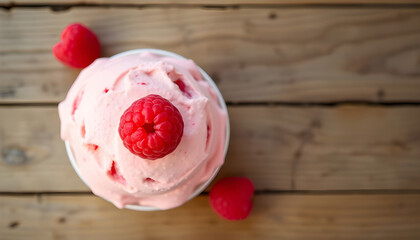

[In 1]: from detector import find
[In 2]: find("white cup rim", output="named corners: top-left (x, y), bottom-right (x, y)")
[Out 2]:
top-left (65, 48), bottom-right (230, 211)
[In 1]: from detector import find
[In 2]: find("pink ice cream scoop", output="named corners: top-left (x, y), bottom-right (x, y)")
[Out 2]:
top-left (59, 49), bottom-right (229, 210)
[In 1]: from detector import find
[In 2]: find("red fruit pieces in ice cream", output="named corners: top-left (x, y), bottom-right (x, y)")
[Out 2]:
top-left (118, 94), bottom-right (184, 160)
top-left (53, 23), bottom-right (101, 68)
top-left (174, 79), bottom-right (192, 98)
top-left (209, 177), bottom-right (254, 220)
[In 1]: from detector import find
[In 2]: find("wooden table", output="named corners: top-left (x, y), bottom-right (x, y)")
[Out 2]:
top-left (1, 0), bottom-right (420, 239)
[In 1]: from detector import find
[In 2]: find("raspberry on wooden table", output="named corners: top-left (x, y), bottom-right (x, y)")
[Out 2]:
top-left (209, 177), bottom-right (255, 220)
top-left (52, 23), bottom-right (101, 68)
top-left (118, 94), bottom-right (184, 160)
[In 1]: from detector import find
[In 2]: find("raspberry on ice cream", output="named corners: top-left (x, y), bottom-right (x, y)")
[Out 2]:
top-left (59, 50), bottom-right (227, 210)
top-left (119, 94), bottom-right (184, 160)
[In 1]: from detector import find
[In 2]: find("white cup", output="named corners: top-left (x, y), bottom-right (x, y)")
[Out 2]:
top-left (65, 49), bottom-right (230, 211)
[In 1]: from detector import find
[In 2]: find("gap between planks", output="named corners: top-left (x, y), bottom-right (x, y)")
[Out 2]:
top-left (2, 189), bottom-right (420, 196)
top-left (3, 3), bottom-right (420, 11)
top-left (1, 102), bottom-right (420, 107)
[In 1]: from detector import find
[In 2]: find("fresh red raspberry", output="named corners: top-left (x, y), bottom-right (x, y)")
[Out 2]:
top-left (118, 94), bottom-right (184, 160)
top-left (209, 177), bottom-right (254, 220)
top-left (52, 23), bottom-right (101, 68)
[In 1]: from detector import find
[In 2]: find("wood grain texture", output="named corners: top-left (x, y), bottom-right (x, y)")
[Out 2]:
top-left (1, 106), bottom-right (420, 192)
top-left (2, 0), bottom-right (420, 5)
top-left (1, 8), bottom-right (420, 103)
top-left (1, 194), bottom-right (420, 240)
top-left (0, 107), bottom-right (88, 191)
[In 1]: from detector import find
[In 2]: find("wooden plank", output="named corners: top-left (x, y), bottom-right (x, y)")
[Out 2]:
top-left (1, 194), bottom-right (420, 239)
top-left (0, 107), bottom-right (88, 191)
top-left (1, 8), bottom-right (420, 103)
top-left (2, 0), bottom-right (420, 5)
top-left (1, 106), bottom-right (420, 192)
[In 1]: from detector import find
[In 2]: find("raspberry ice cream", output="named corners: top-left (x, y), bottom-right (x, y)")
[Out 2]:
top-left (59, 50), bottom-right (227, 209)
